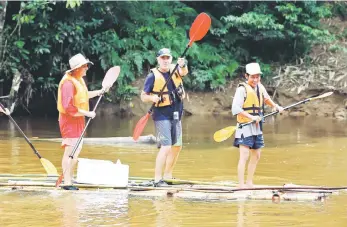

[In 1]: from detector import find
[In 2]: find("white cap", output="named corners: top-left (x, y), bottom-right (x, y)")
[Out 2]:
top-left (66, 53), bottom-right (93, 73)
top-left (246, 63), bottom-right (262, 75)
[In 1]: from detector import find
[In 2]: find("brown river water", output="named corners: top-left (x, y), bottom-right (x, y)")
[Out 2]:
top-left (1, 114), bottom-right (347, 226)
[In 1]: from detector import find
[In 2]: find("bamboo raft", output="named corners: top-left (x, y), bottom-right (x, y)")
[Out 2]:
top-left (31, 135), bottom-right (157, 146)
top-left (0, 174), bottom-right (345, 202)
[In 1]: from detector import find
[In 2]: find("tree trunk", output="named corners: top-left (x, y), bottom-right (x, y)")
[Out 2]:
top-left (0, 69), bottom-right (22, 113)
top-left (0, 1), bottom-right (7, 44)
top-left (0, 1), bottom-right (7, 97)
top-left (7, 69), bottom-right (22, 113)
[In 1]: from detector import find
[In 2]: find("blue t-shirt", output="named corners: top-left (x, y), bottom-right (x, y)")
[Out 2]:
top-left (143, 71), bottom-right (183, 121)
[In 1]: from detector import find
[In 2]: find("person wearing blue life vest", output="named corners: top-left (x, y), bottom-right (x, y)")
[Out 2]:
top-left (141, 48), bottom-right (188, 187)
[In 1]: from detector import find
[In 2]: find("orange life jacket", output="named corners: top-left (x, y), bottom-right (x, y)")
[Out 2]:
top-left (57, 74), bottom-right (89, 115)
top-left (150, 64), bottom-right (188, 107)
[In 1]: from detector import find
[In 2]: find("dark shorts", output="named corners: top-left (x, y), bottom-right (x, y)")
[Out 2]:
top-left (233, 135), bottom-right (265, 150)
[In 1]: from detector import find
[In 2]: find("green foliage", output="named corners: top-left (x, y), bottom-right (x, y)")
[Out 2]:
top-left (112, 85), bottom-right (139, 101)
top-left (36, 76), bottom-right (58, 95)
top-left (66, 0), bottom-right (82, 9)
top-left (221, 12), bottom-right (284, 38)
top-left (329, 44), bottom-right (340, 53)
top-left (0, 1), bottom-right (339, 107)
top-left (211, 1), bottom-right (334, 63)
top-left (331, 2), bottom-right (347, 20)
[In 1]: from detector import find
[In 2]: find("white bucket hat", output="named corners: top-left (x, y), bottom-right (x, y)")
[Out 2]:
top-left (66, 53), bottom-right (93, 73)
top-left (246, 63), bottom-right (262, 75)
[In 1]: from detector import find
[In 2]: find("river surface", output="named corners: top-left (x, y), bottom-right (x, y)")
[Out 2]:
top-left (1, 115), bottom-right (347, 226)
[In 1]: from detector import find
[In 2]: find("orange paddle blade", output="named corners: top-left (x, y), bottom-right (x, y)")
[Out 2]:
top-left (55, 174), bottom-right (64, 188)
top-left (188, 13), bottom-right (211, 46)
top-left (133, 113), bottom-right (151, 141)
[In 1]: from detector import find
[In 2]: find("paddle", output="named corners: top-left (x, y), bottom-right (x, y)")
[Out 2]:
top-left (132, 12), bottom-right (211, 141)
top-left (0, 102), bottom-right (58, 176)
top-left (213, 91), bottom-right (334, 142)
top-left (55, 66), bottom-right (121, 187)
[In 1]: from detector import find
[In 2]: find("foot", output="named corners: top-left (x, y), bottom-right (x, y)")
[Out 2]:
top-left (163, 177), bottom-right (176, 185)
top-left (128, 180), bottom-right (139, 186)
top-left (154, 179), bottom-right (169, 187)
top-left (246, 182), bottom-right (254, 188)
top-left (237, 184), bottom-right (246, 189)
top-left (61, 185), bottom-right (79, 191)
top-left (138, 180), bottom-right (155, 187)
top-left (163, 176), bottom-right (176, 180)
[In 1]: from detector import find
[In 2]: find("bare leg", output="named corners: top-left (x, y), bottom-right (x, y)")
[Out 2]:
top-left (246, 148), bottom-right (261, 187)
top-left (237, 145), bottom-right (250, 188)
top-left (155, 145), bottom-right (171, 182)
top-left (69, 145), bottom-right (83, 181)
top-left (62, 146), bottom-right (73, 185)
top-left (164, 145), bottom-right (181, 179)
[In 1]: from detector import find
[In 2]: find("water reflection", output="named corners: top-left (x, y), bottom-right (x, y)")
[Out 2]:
top-left (57, 193), bottom-right (80, 227)
top-left (0, 190), bottom-right (130, 227)
top-left (77, 191), bottom-right (129, 226)
top-left (153, 198), bottom-right (178, 227)
top-left (1, 115), bottom-right (347, 226)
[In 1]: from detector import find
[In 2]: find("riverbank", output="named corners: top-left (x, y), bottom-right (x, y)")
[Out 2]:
top-left (97, 18), bottom-right (347, 120)
top-left (96, 81), bottom-right (345, 120)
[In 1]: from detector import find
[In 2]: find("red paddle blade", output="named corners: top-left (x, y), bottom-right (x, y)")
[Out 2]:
top-left (102, 66), bottom-right (121, 88)
top-left (133, 113), bottom-right (151, 141)
top-left (55, 174), bottom-right (64, 188)
top-left (188, 13), bottom-right (211, 47)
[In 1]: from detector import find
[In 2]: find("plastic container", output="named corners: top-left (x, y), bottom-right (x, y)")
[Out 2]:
top-left (76, 158), bottom-right (129, 187)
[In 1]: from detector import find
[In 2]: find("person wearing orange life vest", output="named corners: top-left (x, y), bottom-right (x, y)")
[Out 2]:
top-left (232, 62), bottom-right (284, 188)
top-left (57, 53), bottom-right (109, 190)
top-left (141, 48), bottom-right (188, 187)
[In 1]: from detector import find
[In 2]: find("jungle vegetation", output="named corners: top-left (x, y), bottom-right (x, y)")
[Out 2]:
top-left (0, 1), bottom-right (345, 114)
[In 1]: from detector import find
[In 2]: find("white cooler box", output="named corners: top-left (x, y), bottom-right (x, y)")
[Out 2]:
top-left (76, 158), bottom-right (129, 187)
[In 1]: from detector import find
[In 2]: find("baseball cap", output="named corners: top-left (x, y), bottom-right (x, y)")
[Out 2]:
top-left (156, 48), bottom-right (172, 57)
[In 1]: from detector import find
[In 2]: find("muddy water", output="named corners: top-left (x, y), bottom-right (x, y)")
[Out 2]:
top-left (1, 115), bottom-right (347, 226)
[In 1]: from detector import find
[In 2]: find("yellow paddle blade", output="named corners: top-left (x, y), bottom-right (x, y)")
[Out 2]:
top-left (40, 158), bottom-right (59, 176)
top-left (213, 126), bottom-right (237, 142)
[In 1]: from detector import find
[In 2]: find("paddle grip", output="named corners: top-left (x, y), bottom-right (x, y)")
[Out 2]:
top-left (149, 45), bottom-right (190, 113)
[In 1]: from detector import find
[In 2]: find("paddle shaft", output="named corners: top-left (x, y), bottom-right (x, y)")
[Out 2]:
top-left (68, 93), bottom-right (104, 158)
top-left (0, 103), bottom-right (42, 159)
top-left (239, 98), bottom-right (311, 128)
top-left (148, 45), bottom-right (190, 114)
